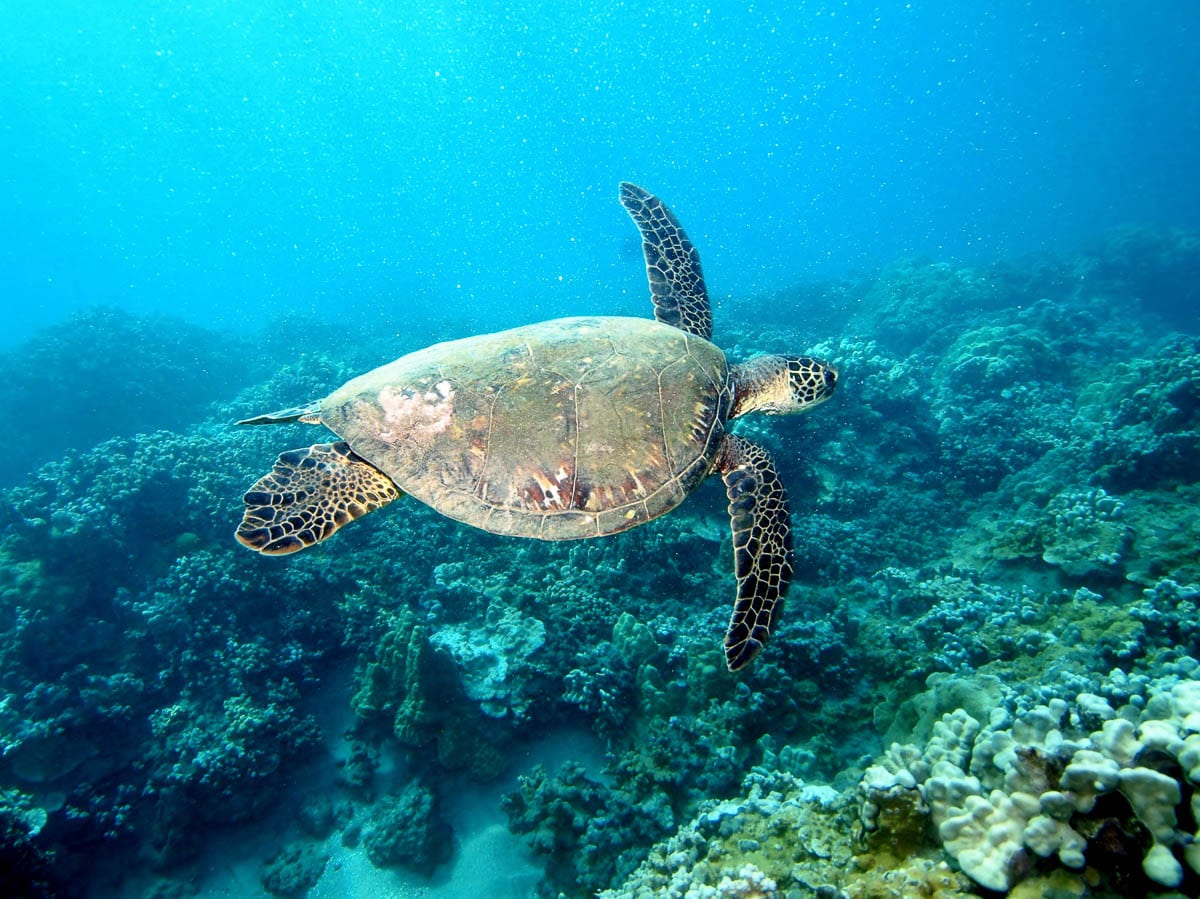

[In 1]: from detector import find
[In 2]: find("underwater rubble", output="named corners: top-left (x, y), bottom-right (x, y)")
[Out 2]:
top-left (0, 227), bottom-right (1198, 897)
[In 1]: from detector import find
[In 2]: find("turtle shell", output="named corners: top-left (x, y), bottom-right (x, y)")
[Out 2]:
top-left (319, 316), bottom-right (730, 539)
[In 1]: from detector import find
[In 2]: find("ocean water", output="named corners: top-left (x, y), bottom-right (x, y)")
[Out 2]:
top-left (1, 2), bottom-right (1199, 897)
top-left (4, 1), bottom-right (1198, 347)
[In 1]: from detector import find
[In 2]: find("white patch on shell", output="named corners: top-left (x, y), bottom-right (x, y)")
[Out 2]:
top-left (376, 382), bottom-right (456, 439)
top-left (519, 464), bottom-right (578, 510)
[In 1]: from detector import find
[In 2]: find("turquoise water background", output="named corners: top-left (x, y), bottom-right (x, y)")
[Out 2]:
top-left (3, 2), bottom-right (1196, 342)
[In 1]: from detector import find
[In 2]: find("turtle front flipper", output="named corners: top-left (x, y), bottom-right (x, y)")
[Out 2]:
top-left (236, 442), bottom-right (401, 555)
top-left (618, 182), bottom-right (713, 340)
top-left (716, 434), bottom-right (794, 671)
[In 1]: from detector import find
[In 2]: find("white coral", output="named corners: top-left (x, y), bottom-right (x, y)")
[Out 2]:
top-left (1023, 813), bottom-right (1086, 868)
top-left (859, 671), bottom-right (1200, 891)
top-left (937, 789), bottom-right (1032, 892)
top-left (714, 863), bottom-right (778, 898)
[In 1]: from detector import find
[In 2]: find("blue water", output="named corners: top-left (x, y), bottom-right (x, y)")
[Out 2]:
top-left (3, 2), bottom-right (1196, 343)
top-left (3, 4), bottom-right (1200, 898)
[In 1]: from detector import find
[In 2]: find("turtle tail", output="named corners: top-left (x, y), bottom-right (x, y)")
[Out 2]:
top-left (236, 402), bottom-right (321, 426)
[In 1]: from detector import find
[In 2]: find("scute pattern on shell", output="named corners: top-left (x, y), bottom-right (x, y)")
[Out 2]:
top-left (319, 316), bottom-right (731, 540)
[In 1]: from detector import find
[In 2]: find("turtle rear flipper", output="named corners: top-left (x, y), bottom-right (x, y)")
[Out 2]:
top-left (236, 442), bottom-right (401, 555)
top-left (716, 434), bottom-right (793, 671)
top-left (619, 182), bottom-right (713, 340)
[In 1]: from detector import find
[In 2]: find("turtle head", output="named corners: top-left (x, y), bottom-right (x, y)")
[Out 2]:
top-left (729, 355), bottom-right (838, 418)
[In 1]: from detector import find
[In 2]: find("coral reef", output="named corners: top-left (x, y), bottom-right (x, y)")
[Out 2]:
top-left (145, 690), bottom-right (322, 863)
top-left (428, 596), bottom-right (547, 720)
top-left (361, 778), bottom-right (453, 875)
top-left (599, 768), bottom-right (977, 898)
top-left (0, 787), bottom-right (55, 898)
top-left (261, 841), bottom-right (329, 896)
top-left (0, 228), bottom-right (1196, 895)
top-left (350, 606), bottom-right (512, 778)
top-left (861, 665), bottom-right (1200, 894)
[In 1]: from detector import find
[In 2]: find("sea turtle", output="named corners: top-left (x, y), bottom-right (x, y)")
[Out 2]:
top-left (235, 182), bottom-right (837, 670)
